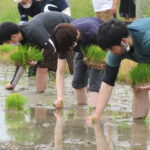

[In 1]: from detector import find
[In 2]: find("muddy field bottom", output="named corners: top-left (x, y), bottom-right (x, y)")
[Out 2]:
top-left (0, 63), bottom-right (150, 150)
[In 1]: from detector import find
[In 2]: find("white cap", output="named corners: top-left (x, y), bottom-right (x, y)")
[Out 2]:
top-left (14, 0), bottom-right (23, 3)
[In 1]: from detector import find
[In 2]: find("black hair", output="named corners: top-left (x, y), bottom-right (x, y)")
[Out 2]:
top-left (52, 23), bottom-right (78, 55)
top-left (0, 22), bottom-right (19, 44)
top-left (97, 19), bottom-right (129, 50)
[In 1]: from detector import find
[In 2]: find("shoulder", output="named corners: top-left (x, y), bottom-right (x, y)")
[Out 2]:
top-left (28, 26), bottom-right (50, 47)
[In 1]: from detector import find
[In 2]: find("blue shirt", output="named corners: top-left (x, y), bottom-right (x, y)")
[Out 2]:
top-left (107, 18), bottom-right (150, 67)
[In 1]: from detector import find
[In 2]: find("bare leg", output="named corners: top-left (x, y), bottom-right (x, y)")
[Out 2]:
top-left (36, 67), bottom-right (49, 93)
top-left (74, 87), bottom-right (87, 105)
top-left (88, 91), bottom-right (99, 108)
top-left (132, 88), bottom-right (150, 119)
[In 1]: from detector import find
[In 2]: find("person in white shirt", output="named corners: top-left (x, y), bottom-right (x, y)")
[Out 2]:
top-left (92, 0), bottom-right (118, 21)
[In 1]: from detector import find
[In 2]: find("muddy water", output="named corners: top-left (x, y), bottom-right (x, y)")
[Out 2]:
top-left (0, 63), bottom-right (150, 150)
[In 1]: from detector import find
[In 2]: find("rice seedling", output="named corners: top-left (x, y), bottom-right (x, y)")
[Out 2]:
top-left (143, 115), bottom-right (150, 124)
top-left (129, 63), bottom-right (150, 86)
top-left (118, 121), bottom-right (128, 130)
top-left (27, 46), bottom-right (44, 61)
top-left (92, 117), bottom-right (98, 123)
top-left (117, 59), bottom-right (137, 83)
top-left (10, 45), bottom-right (43, 67)
top-left (82, 45), bottom-right (107, 64)
top-left (5, 93), bottom-right (27, 111)
top-left (81, 45), bottom-right (107, 69)
top-left (88, 105), bottom-right (93, 113)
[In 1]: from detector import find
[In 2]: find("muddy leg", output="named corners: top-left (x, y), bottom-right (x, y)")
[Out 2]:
top-left (132, 88), bottom-right (149, 119)
top-left (36, 67), bottom-right (49, 93)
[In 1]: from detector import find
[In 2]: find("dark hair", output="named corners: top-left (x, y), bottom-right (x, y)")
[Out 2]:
top-left (52, 23), bottom-right (78, 55)
top-left (98, 19), bottom-right (129, 50)
top-left (0, 22), bottom-right (19, 44)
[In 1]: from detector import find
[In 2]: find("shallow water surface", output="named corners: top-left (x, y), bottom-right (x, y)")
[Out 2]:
top-left (0, 63), bottom-right (150, 150)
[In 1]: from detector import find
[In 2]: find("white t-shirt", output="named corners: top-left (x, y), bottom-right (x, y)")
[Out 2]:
top-left (92, 0), bottom-right (113, 12)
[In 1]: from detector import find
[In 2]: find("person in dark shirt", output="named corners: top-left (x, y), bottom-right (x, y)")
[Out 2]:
top-left (52, 17), bottom-right (104, 108)
top-left (14, 0), bottom-right (71, 78)
top-left (14, 0), bottom-right (71, 24)
top-left (0, 12), bottom-right (73, 92)
top-left (87, 18), bottom-right (150, 122)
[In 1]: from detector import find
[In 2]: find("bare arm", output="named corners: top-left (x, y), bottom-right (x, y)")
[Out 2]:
top-left (87, 82), bottom-right (113, 121)
top-left (54, 58), bottom-right (67, 108)
top-left (54, 110), bottom-right (63, 150)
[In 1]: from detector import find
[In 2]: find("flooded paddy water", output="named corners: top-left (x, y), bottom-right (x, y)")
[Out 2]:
top-left (0, 63), bottom-right (150, 150)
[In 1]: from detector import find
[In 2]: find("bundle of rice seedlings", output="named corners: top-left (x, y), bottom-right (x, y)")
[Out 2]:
top-left (27, 47), bottom-right (43, 61)
top-left (10, 45), bottom-right (43, 67)
top-left (5, 93), bottom-right (27, 111)
top-left (82, 45), bottom-right (107, 64)
top-left (129, 63), bottom-right (150, 86)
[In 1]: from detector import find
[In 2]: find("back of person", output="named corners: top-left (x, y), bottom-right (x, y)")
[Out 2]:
top-left (71, 17), bottom-right (104, 48)
top-left (17, 0), bottom-right (70, 23)
top-left (92, 0), bottom-right (115, 21)
top-left (92, 0), bottom-right (113, 12)
top-left (22, 11), bottom-right (73, 35)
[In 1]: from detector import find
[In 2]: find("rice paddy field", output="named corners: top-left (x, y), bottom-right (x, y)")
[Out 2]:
top-left (0, 0), bottom-right (150, 150)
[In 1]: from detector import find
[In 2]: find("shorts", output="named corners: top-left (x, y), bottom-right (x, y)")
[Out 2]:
top-left (72, 52), bottom-right (103, 92)
top-left (38, 51), bottom-right (58, 72)
top-left (96, 9), bottom-right (114, 21)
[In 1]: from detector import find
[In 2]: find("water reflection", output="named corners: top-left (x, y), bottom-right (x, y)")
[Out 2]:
top-left (87, 122), bottom-right (113, 150)
top-left (0, 105), bottom-right (150, 150)
top-left (0, 64), bottom-right (150, 150)
top-left (131, 120), bottom-right (149, 150)
top-left (54, 110), bottom-right (63, 150)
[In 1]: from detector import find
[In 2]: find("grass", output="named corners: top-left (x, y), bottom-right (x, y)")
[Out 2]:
top-left (0, 0), bottom-right (19, 23)
top-left (129, 63), bottom-right (150, 86)
top-left (10, 45), bottom-right (43, 67)
top-left (70, 0), bottom-right (95, 18)
top-left (5, 93), bottom-right (27, 111)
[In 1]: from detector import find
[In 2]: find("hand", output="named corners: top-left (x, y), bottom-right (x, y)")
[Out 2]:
top-left (136, 86), bottom-right (150, 91)
top-left (86, 113), bottom-right (99, 124)
top-left (53, 99), bottom-right (64, 109)
top-left (85, 58), bottom-right (106, 70)
top-left (27, 61), bottom-right (37, 66)
top-left (6, 83), bottom-right (15, 90)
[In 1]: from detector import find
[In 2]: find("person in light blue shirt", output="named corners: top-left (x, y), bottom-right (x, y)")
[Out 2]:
top-left (88, 18), bottom-right (150, 122)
